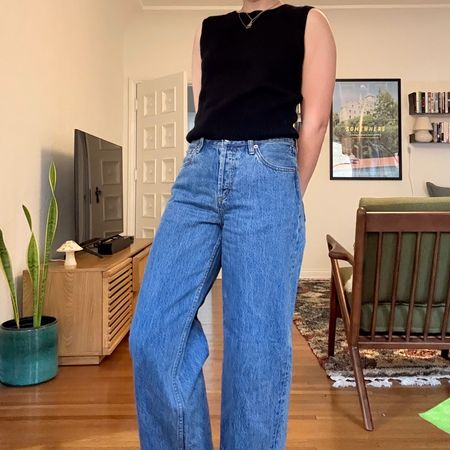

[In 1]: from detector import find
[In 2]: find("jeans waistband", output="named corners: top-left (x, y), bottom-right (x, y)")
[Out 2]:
top-left (190, 137), bottom-right (297, 153)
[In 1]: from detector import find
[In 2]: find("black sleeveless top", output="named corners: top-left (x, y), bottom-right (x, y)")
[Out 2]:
top-left (186, 3), bottom-right (315, 143)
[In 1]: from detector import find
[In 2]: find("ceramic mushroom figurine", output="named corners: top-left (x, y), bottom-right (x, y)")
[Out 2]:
top-left (57, 240), bottom-right (83, 268)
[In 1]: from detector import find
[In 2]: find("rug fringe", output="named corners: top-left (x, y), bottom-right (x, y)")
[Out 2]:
top-left (330, 375), bottom-right (450, 388)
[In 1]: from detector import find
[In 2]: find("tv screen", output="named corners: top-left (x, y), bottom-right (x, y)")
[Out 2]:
top-left (74, 129), bottom-right (123, 245)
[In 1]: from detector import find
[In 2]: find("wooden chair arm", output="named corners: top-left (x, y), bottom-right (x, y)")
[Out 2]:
top-left (326, 234), bottom-right (354, 266)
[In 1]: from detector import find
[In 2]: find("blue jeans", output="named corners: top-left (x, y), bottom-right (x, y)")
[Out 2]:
top-left (129, 137), bottom-right (306, 450)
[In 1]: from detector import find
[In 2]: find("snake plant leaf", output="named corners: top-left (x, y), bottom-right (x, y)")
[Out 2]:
top-left (0, 229), bottom-right (20, 328)
top-left (27, 233), bottom-right (40, 328)
top-left (22, 205), bottom-right (40, 327)
top-left (49, 160), bottom-right (56, 190)
top-left (23, 204), bottom-right (33, 230)
top-left (38, 161), bottom-right (58, 323)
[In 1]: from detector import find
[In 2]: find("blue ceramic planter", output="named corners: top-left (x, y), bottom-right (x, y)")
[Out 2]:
top-left (0, 316), bottom-right (58, 386)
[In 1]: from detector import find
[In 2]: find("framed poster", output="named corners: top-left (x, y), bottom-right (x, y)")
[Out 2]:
top-left (330, 78), bottom-right (402, 180)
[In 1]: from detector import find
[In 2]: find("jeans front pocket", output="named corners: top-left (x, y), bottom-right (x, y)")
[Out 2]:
top-left (254, 138), bottom-right (297, 173)
top-left (182, 137), bottom-right (205, 167)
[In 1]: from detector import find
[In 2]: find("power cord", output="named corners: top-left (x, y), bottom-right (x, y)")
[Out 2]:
top-left (407, 144), bottom-right (414, 196)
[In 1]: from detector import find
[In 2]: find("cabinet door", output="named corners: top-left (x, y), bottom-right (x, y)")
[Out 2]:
top-left (103, 258), bottom-right (133, 355)
top-left (24, 270), bottom-right (103, 357)
top-left (132, 246), bottom-right (151, 311)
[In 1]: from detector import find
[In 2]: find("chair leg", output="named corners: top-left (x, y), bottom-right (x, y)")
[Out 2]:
top-left (328, 276), bottom-right (338, 357)
top-left (350, 345), bottom-right (374, 431)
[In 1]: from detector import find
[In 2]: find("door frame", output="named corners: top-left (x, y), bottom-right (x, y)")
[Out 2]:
top-left (125, 77), bottom-right (138, 237)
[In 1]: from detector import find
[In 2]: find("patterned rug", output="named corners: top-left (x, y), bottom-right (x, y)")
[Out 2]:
top-left (293, 279), bottom-right (450, 388)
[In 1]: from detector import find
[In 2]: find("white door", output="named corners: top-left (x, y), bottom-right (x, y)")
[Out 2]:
top-left (135, 72), bottom-right (188, 238)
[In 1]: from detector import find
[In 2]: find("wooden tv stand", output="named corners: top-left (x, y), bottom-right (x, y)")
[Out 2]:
top-left (23, 238), bottom-right (152, 365)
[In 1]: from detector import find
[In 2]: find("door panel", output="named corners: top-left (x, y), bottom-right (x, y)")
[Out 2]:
top-left (135, 72), bottom-right (187, 238)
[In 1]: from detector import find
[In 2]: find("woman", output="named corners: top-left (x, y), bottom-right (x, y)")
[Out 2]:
top-left (129, 1), bottom-right (336, 449)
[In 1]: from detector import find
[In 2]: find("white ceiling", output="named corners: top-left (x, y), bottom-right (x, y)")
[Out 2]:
top-left (140, 0), bottom-right (450, 10)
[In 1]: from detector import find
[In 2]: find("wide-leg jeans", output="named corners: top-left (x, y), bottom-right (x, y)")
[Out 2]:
top-left (129, 137), bottom-right (306, 450)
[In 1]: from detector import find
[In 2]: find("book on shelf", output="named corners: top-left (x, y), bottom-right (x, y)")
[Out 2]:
top-left (431, 120), bottom-right (450, 143)
top-left (408, 91), bottom-right (450, 114)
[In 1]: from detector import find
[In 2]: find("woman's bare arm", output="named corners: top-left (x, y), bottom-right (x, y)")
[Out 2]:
top-left (297, 8), bottom-right (337, 197)
top-left (191, 22), bottom-right (203, 114)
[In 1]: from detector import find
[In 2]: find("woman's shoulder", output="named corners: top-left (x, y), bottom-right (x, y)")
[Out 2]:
top-left (202, 10), bottom-right (235, 23)
top-left (285, 4), bottom-right (316, 12)
top-left (287, 4), bottom-right (329, 26)
top-left (199, 9), bottom-right (238, 34)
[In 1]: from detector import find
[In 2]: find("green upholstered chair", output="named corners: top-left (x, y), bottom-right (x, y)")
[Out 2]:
top-left (426, 181), bottom-right (450, 197)
top-left (326, 197), bottom-right (450, 431)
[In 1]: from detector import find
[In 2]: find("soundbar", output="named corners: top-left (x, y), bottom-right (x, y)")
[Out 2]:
top-left (97, 235), bottom-right (134, 255)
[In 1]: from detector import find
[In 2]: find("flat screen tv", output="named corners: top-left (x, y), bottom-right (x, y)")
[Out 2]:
top-left (74, 129), bottom-right (123, 245)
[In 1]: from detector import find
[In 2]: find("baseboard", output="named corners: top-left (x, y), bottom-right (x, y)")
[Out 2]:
top-left (299, 270), bottom-right (331, 279)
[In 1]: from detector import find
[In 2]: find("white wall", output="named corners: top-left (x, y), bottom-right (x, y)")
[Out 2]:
top-left (0, 0), bottom-right (139, 323)
top-left (124, 5), bottom-right (450, 278)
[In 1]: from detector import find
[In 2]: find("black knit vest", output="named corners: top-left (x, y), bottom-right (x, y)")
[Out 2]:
top-left (186, 4), bottom-right (315, 142)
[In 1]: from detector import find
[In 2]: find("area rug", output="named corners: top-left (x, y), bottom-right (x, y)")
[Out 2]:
top-left (293, 279), bottom-right (450, 388)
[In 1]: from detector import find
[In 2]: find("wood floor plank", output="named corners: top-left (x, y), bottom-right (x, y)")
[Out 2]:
top-left (0, 279), bottom-right (449, 448)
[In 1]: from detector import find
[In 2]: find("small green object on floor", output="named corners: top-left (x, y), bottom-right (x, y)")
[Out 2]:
top-left (419, 397), bottom-right (450, 434)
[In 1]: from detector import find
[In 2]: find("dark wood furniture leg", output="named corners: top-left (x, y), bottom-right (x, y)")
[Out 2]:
top-left (328, 274), bottom-right (338, 357)
top-left (350, 345), bottom-right (374, 431)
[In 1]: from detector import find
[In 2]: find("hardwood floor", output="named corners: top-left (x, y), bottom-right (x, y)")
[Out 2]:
top-left (1, 279), bottom-right (449, 449)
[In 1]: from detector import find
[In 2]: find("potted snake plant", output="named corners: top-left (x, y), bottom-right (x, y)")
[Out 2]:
top-left (0, 161), bottom-right (59, 386)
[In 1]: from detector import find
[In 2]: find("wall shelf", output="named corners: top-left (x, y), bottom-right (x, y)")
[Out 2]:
top-left (409, 134), bottom-right (450, 144)
top-left (408, 92), bottom-right (450, 144)
top-left (410, 112), bottom-right (449, 116)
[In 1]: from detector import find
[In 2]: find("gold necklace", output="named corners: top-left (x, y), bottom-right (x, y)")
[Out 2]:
top-left (236, 1), bottom-right (282, 29)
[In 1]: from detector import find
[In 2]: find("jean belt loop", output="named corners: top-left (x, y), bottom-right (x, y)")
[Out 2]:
top-left (248, 139), bottom-right (255, 155)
